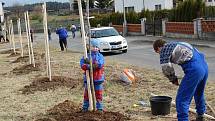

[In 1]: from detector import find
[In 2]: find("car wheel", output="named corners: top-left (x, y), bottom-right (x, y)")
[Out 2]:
top-left (122, 49), bottom-right (127, 53)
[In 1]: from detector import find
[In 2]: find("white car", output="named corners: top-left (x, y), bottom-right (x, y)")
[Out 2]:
top-left (90, 27), bottom-right (128, 53)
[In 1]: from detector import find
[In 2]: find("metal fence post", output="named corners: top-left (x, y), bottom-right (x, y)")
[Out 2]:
top-left (162, 18), bottom-right (168, 36)
top-left (196, 18), bottom-right (203, 39)
top-left (122, 0), bottom-right (127, 36)
top-left (193, 19), bottom-right (197, 38)
top-left (141, 18), bottom-right (146, 35)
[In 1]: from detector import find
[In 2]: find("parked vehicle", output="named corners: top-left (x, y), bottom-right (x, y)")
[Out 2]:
top-left (90, 27), bottom-right (128, 53)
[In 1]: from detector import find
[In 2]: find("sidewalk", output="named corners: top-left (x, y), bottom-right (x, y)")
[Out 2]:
top-left (125, 35), bottom-right (215, 48)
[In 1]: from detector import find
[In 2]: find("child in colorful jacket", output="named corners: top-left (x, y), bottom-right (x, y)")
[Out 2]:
top-left (80, 41), bottom-right (105, 112)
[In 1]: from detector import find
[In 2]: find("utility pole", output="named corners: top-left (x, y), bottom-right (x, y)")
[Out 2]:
top-left (122, 0), bottom-right (127, 36)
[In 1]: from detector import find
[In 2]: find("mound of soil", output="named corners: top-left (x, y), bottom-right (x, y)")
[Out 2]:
top-left (7, 52), bottom-right (20, 57)
top-left (0, 49), bottom-right (19, 54)
top-left (12, 56), bottom-right (29, 63)
top-left (12, 63), bottom-right (41, 75)
top-left (21, 76), bottom-right (81, 94)
top-left (12, 53), bottom-right (45, 63)
top-left (35, 100), bottom-right (130, 121)
top-left (0, 41), bottom-right (9, 44)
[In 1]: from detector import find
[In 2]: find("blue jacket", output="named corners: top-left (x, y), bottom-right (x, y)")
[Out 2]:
top-left (56, 28), bottom-right (68, 39)
top-left (80, 51), bottom-right (105, 85)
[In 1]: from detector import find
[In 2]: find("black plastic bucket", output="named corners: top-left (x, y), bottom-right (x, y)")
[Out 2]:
top-left (150, 96), bottom-right (172, 115)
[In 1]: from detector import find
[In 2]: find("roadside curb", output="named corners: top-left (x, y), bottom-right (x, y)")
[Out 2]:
top-left (127, 37), bottom-right (215, 49)
top-left (191, 44), bottom-right (215, 48)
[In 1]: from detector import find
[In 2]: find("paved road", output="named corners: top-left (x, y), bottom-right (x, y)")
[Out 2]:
top-left (34, 32), bottom-right (215, 82)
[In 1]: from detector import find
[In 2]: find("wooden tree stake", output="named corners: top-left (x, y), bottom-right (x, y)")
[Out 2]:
top-left (43, 2), bottom-right (52, 81)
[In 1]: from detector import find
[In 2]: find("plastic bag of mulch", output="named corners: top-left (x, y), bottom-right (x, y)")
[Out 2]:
top-left (119, 69), bottom-right (136, 84)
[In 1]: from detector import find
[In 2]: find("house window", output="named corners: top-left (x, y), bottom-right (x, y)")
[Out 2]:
top-left (125, 7), bottom-right (134, 12)
top-left (155, 4), bottom-right (161, 10)
top-left (208, 0), bottom-right (212, 2)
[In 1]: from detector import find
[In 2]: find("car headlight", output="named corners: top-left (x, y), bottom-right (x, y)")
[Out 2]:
top-left (100, 42), bottom-right (109, 45)
top-left (123, 39), bottom-right (127, 44)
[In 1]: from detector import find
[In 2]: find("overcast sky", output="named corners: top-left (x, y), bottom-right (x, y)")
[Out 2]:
top-left (2, 0), bottom-right (70, 7)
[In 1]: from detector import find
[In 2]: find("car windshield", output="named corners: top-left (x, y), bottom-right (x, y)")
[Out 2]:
top-left (91, 28), bottom-right (119, 38)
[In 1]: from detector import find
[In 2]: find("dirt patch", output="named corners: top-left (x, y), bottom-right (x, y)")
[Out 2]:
top-left (12, 63), bottom-right (41, 75)
top-left (20, 76), bottom-right (81, 94)
top-left (35, 100), bottom-right (130, 121)
top-left (0, 41), bottom-right (9, 44)
top-left (7, 52), bottom-right (20, 57)
top-left (11, 56), bottom-right (29, 63)
top-left (11, 53), bottom-right (44, 63)
top-left (0, 49), bottom-right (19, 54)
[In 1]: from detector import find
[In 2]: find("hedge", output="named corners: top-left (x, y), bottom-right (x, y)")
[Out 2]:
top-left (90, 10), bottom-right (170, 27)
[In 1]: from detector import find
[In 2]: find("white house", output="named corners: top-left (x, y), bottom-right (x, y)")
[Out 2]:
top-left (205, 0), bottom-right (215, 6)
top-left (114, 0), bottom-right (173, 13)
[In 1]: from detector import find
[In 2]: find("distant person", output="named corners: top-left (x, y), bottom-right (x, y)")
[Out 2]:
top-left (5, 29), bottom-right (9, 42)
top-left (71, 24), bottom-right (76, 38)
top-left (30, 29), bottom-right (34, 42)
top-left (56, 26), bottom-right (68, 51)
top-left (48, 28), bottom-right (52, 41)
top-left (0, 27), bottom-right (5, 42)
top-left (153, 39), bottom-right (208, 121)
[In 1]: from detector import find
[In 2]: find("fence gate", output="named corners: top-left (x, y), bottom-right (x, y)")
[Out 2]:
top-left (145, 18), bottom-right (162, 36)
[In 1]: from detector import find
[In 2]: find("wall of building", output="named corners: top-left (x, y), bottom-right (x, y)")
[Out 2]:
top-left (164, 0), bottom-right (174, 9)
top-left (115, 0), bottom-right (144, 13)
top-left (144, 0), bottom-right (173, 11)
top-left (205, 0), bottom-right (215, 6)
top-left (114, 0), bottom-right (173, 12)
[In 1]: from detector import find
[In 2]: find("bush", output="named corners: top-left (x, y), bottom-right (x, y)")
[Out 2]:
top-left (90, 9), bottom-right (172, 26)
top-left (31, 14), bottom-right (43, 23)
top-left (169, 0), bottom-right (205, 22)
top-left (127, 11), bottom-right (140, 24)
top-left (204, 6), bottom-right (215, 18)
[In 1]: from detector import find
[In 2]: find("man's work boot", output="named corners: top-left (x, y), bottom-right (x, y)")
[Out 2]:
top-left (196, 115), bottom-right (205, 121)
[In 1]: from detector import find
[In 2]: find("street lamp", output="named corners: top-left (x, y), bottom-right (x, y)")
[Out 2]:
top-left (122, 0), bottom-right (127, 36)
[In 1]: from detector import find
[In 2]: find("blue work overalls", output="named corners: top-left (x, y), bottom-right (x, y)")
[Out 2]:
top-left (176, 46), bottom-right (208, 121)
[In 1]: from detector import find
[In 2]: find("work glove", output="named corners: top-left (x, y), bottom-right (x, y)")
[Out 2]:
top-left (84, 58), bottom-right (90, 64)
top-left (170, 77), bottom-right (179, 86)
